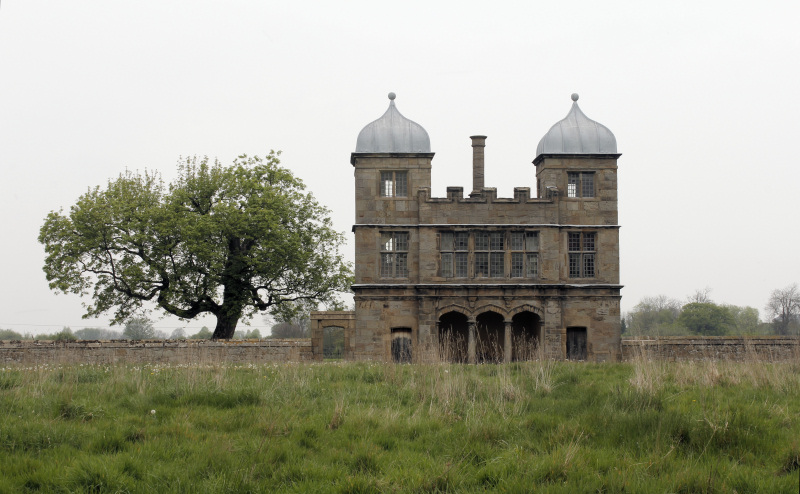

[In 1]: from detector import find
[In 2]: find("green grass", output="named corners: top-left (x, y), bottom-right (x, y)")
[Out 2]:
top-left (1, 359), bottom-right (799, 493)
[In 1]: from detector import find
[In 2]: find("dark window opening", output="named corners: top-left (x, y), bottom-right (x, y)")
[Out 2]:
top-left (568, 232), bottom-right (596, 278)
top-left (391, 328), bottom-right (412, 363)
top-left (566, 327), bottom-right (587, 361)
top-left (380, 171), bottom-right (408, 197)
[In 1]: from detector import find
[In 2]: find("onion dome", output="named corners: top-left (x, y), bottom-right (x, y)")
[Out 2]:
top-left (355, 93), bottom-right (431, 153)
top-left (536, 93), bottom-right (617, 156)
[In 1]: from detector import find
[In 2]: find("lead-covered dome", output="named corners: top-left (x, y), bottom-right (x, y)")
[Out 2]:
top-left (536, 94), bottom-right (617, 156)
top-left (355, 93), bottom-right (431, 153)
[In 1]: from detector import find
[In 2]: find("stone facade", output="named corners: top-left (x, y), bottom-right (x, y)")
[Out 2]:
top-left (335, 94), bottom-right (624, 363)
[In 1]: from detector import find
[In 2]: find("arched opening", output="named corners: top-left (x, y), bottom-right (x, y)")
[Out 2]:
top-left (438, 311), bottom-right (469, 363)
top-left (323, 326), bottom-right (344, 360)
top-left (391, 328), bottom-right (412, 363)
top-left (476, 311), bottom-right (504, 363)
top-left (512, 311), bottom-right (541, 361)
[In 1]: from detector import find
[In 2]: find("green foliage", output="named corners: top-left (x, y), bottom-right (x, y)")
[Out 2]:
top-left (766, 283), bottom-right (800, 335)
top-left (74, 327), bottom-right (123, 340)
top-left (722, 305), bottom-right (761, 334)
top-left (678, 302), bottom-right (735, 335)
top-left (624, 295), bottom-right (684, 336)
top-left (0, 329), bottom-right (25, 340)
top-left (39, 327), bottom-right (78, 342)
top-left (39, 153), bottom-right (353, 339)
top-left (0, 361), bottom-right (798, 492)
top-left (122, 317), bottom-right (156, 340)
top-left (189, 327), bottom-right (212, 339)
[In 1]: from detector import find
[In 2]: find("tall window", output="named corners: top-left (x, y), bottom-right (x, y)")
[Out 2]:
top-left (380, 171), bottom-right (408, 197)
top-left (440, 231), bottom-right (468, 278)
top-left (475, 231), bottom-right (504, 278)
top-left (568, 232), bottom-right (596, 278)
top-left (511, 232), bottom-right (539, 278)
top-left (380, 231), bottom-right (409, 278)
top-left (567, 172), bottom-right (594, 198)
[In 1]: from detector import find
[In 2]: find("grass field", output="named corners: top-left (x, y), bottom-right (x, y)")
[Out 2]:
top-left (1, 357), bottom-right (799, 493)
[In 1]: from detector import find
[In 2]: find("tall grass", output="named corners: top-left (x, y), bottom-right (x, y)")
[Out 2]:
top-left (1, 358), bottom-right (799, 492)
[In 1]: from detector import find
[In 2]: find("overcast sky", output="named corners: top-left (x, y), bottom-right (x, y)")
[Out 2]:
top-left (1, 1), bottom-right (798, 335)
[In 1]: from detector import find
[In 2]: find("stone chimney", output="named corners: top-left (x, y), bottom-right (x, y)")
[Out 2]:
top-left (470, 135), bottom-right (486, 198)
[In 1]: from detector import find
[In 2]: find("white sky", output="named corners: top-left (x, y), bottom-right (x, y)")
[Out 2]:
top-left (1, 1), bottom-right (798, 335)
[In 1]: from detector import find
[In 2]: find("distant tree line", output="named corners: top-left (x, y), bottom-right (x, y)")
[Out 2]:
top-left (623, 284), bottom-right (800, 337)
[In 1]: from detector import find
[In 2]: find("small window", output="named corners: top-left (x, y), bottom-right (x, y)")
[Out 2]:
top-left (391, 328), bottom-right (412, 363)
top-left (380, 171), bottom-right (408, 198)
top-left (567, 172), bottom-right (594, 198)
top-left (568, 232), bottom-right (596, 278)
top-left (380, 231), bottom-right (409, 278)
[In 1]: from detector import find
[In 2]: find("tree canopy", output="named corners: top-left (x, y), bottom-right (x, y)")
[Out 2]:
top-left (39, 153), bottom-right (352, 339)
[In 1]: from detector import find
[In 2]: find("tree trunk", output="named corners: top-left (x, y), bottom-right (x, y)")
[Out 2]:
top-left (212, 311), bottom-right (239, 339)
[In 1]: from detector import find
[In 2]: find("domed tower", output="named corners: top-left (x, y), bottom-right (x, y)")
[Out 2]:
top-left (534, 93), bottom-right (620, 227)
top-left (349, 93), bottom-right (434, 360)
top-left (534, 94), bottom-right (622, 361)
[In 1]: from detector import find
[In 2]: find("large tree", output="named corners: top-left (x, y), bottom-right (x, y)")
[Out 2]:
top-left (39, 153), bottom-right (352, 339)
top-left (766, 283), bottom-right (800, 335)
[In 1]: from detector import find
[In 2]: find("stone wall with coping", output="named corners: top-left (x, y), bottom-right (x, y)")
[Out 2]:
top-left (0, 339), bottom-right (312, 365)
top-left (622, 336), bottom-right (800, 361)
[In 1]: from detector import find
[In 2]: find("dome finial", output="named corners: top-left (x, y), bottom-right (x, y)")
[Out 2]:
top-left (571, 93), bottom-right (579, 102)
top-left (388, 92), bottom-right (396, 101)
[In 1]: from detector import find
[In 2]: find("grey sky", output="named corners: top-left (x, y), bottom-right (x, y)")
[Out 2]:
top-left (1, 1), bottom-right (798, 335)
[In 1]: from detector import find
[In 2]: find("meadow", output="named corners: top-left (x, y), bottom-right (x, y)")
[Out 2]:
top-left (1, 356), bottom-right (799, 493)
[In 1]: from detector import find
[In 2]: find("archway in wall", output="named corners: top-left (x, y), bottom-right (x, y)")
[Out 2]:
top-left (438, 311), bottom-right (468, 363)
top-left (323, 326), bottom-right (344, 360)
top-left (512, 311), bottom-right (541, 361)
top-left (476, 311), bottom-right (504, 363)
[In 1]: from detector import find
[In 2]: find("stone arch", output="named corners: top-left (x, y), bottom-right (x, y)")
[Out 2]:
top-left (508, 303), bottom-right (544, 319)
top-left (511, 311), bottom-right (542, 361)
top-left (475, 310), bottom-right (505, 363)
top-left (436, 304), bottom-right (472, 321)
top-left (438, 310), bottom-right (469, 363)
top-left (473, 303), bottom-right (509, 320)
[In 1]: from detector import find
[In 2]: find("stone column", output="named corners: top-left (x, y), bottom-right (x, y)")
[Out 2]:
top-left (504, 321), bottom-right (512, 363)
top-left (467, 320), bottom-right (477, 364)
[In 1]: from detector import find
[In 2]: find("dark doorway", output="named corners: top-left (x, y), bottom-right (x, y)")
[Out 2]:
top-left (391, 328), bottom-right (412, 363)
top-left (323, 326), bottom-right (344, 359)
top-left (511, 312), bottom-right (541, 361)
top-left (476, 311), bottom-right (504, 363)
top-left (439, 312), bottom-right (469, 363)
top-left (566, 327), bottom-right (587, 360)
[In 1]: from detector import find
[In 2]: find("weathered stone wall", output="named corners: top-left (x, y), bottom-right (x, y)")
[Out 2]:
top-left (0, 339), bottom-right (312, 365)
top-left (622, 336), bottom-right (800, 361)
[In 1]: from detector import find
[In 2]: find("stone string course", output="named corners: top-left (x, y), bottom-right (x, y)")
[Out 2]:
top-left (0, 339), bottom-right (312, 365)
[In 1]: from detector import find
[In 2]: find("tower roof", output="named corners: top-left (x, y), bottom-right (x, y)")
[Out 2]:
top-left (355, 93), bottom-right (431, 153)
top-left (536, 94), bottom-right (617, 156)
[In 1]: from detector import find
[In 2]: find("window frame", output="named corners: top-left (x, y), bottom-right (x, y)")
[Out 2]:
top-left (510, 231), bottom-right (539, 279)
top-left (380, 231), bottom-right (409, 279)
top-left (439, 231), bottom-right (469, 278)
top-left (567, 172), bottom-right (595, 198)
top-left (379, 170), bottom-right (408, 198)
top-left (568, 231), bottom-right (596, 278)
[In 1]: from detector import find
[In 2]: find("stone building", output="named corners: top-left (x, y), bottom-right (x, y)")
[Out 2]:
top-left (314, 92), bottom-right (622, 363)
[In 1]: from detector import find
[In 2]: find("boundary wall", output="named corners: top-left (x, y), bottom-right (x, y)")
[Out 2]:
top-left (0, 339), bottom-right (312, 365)
top-left (3, 336), bottom-right (797, 365)
top-left (622, 336), bottom-right (800, 361)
